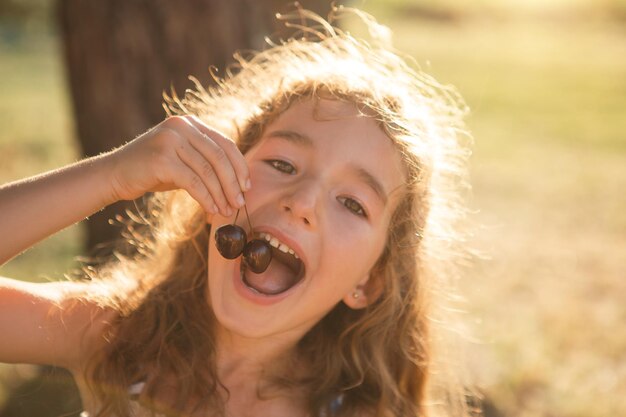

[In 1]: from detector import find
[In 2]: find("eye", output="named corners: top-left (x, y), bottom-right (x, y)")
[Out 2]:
top-left (338, 196), bottom-right (367, 218)
top-left (266, 159), bottom-right (296, 174)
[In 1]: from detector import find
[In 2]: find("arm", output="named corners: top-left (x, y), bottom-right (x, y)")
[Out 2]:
top-left (0, 277), bottom-right (112, 368)
top-left (0, 115), bottom-right (250, 366)
top-left (0, 154), bottom-right (115, 264)
top-left (0, 115), bottom-right (250, 264)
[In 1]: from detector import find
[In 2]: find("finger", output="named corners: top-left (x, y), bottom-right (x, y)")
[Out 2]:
top-left (176, 117), bottom-right (247, 211)
top-left (166, 158), bottom-right (220, 215)
top-left (160, 117), bottom-right (243, 213)
top-left (195, 135), bottom-right (245, 212)
top-left (174, 141), bottom-right (234, 217)
top-left (184, 115), bottom-right (250, 191)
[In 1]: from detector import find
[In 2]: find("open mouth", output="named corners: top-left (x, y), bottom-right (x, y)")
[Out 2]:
top-left (241, 232), bottom-right (305, 296)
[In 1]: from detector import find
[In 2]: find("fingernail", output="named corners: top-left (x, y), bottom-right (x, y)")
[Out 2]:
top-left (224, 206), bottom-right (233, 217)
top-left (245, 179), bottom-right (252, 190)
top-left (212, 204), bottom-right (219, 214)
top-left (236, 193), bottom-right (245, 207)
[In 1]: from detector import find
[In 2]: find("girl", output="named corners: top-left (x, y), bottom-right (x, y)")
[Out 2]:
top-left (0, 6), bottom-right (473, 417)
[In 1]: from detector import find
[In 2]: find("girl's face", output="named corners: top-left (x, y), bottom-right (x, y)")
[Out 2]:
top-left (207, 99), bottom-right (405, 341)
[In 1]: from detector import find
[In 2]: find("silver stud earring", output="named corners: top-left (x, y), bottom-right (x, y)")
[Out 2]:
top-left (352, 291), bottom-right (360, 299)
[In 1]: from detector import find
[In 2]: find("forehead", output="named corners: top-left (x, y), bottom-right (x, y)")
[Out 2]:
top-left (266, 98), bottom-right (406, 199)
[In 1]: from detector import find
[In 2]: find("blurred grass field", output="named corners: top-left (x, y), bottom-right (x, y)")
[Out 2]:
top-left (1, 1), bottom-right (625, 415)
top-left (0, 34), bottom-right (82, 283)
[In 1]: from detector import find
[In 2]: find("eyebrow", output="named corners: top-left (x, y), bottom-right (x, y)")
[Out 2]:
top-left (267, 129), bottom-right (389, 205)
top-left (267, 130), bottom-right (314, 147)
top-left (352, 165), bottom-right (388, 206)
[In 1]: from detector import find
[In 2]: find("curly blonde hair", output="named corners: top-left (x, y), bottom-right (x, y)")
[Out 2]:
top-left (79, 6), bottom-right (473, 417)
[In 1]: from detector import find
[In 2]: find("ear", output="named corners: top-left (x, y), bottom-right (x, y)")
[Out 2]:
top-left (342, 273), bottom-right (382, 310)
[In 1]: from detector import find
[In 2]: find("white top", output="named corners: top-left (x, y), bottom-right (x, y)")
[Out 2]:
top-left (80, 381), bottom-right (343, 416)
top-left (80, 382), bottom-right (160, 417)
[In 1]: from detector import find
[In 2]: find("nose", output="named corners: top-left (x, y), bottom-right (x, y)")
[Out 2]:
top-left (280, 180), bottom-right (320, 227)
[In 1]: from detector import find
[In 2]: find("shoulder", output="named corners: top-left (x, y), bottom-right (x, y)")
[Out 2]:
top-left (0, 278), bottom-right (118, 369)
top-left (55, 281), bottom-right (120, 370)
top-left (18, 281), bottom-right (117, 371)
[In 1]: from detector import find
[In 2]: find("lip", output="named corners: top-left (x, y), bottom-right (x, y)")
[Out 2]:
top-left (231, 224), bottom-right (308, 305)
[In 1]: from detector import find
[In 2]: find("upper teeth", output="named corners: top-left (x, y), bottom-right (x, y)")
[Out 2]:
top-left (259, 232), bottom-right (299, 259)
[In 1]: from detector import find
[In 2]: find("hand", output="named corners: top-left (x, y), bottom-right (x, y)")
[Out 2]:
top-left (108, 115), bottom-right (250, 216)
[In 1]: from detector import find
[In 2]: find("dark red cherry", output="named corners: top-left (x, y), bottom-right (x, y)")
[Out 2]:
top-left (215, 224), bottom-right (247, 259)
top-left (243, 239), bottom-right (272, 273)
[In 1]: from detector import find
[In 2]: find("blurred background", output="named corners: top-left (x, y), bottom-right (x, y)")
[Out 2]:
top-left (0, 0), bottom-right (625, 416)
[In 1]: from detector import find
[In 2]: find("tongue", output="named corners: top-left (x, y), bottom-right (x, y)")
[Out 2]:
top-left (244, 258), bottom-right (298, 295)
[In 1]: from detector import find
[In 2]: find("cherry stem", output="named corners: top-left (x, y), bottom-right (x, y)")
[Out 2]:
top-left (233, 209), bottom-right (240, 224)
top-left (243, 204), bottom-right (253, 232)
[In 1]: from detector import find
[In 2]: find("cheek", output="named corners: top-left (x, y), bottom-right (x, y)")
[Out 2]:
top-left (206, 244), bottom-right (222, 288)
top-left (245, 167), bottom-right (281, 202)
top-left (206, 228), bottom-right (236, 287)
top-left (320, 218), bottom-right (382, 277)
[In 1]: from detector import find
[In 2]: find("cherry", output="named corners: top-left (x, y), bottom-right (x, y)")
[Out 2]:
top-left (214, 205), bottom-right (273, 273)
top-left (214, 224), bottom-right (246, 259)
top-left (243, 239), bottom-right (272, 274)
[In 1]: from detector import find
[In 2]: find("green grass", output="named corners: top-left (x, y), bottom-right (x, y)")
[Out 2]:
top-left (0, 37), bottom-right (77, 181)
top-left (1, 1), bottom-right (626, 416)
top-left (0, 31), bottom-right (83, 411)
top-left (0, 37), bottom-right (82, 282)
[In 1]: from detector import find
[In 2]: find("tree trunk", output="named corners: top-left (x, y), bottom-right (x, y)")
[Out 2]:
top-left (56, 0), bottom-right (332, 253)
